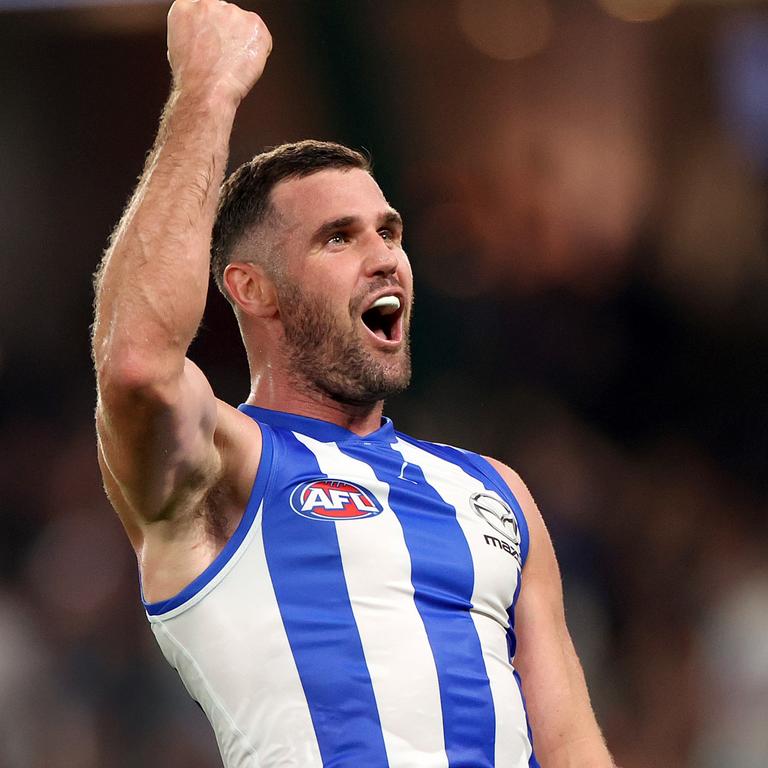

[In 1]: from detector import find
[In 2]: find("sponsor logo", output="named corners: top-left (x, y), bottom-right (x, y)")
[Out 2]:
top-left (484, 534), bottom-right (519, 561)
top-left (471, 492), bottom-right (522, 565)
top-left (290, 479), bottom-right (383, 521)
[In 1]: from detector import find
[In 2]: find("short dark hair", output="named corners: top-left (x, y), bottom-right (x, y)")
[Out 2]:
top-left (211, 140), bottom-right (371, 298)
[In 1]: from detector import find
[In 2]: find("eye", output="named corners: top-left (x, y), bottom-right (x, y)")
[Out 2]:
top-left (379, 228), bottom-right (400, 242)
top-left (327, 232), bottom-right (348, 246)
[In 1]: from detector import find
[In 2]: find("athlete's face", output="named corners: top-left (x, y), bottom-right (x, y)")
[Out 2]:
top-left (267, 168), bottom-right (413, 405)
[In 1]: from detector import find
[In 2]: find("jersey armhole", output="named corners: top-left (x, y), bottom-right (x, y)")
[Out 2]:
top-left (142, 422), bottom-right (275, 619)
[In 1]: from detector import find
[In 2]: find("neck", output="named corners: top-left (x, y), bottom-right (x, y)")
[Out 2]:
top-left (245, 365), bottom-right (386, 436)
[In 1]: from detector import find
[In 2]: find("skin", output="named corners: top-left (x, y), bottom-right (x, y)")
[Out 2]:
top-left (92, 0), bottom-right (614, 764)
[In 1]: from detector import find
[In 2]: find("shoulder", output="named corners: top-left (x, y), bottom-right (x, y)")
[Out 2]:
top-left (394, 431), bottom-right (531, 503)
top-left (481, 455), bottom-right (550, 570)
top-left (393, 430), bottom-right (490, 471)
top-left (482, 456), bottom-right (535, 511)
top-left (395, 433), bottom-right (540, 567)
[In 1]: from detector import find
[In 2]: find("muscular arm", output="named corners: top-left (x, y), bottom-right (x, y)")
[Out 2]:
top-left (92, 0), bottom-right (271, 533)
top-left (487, 458), bottom-right (614, 767)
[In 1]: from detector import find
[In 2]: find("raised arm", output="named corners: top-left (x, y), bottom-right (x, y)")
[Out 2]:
top-left (487, 458), bottom-right (615, 767)
top-left (92, 0), bottom-right (271, 540)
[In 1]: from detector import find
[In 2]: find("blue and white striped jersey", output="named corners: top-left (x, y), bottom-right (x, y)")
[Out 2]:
top-left (144, 405), bottom-right (539, 768)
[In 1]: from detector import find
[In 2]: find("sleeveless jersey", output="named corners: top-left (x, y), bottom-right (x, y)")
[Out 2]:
top-left (143, 406), bottom-right (539, 768)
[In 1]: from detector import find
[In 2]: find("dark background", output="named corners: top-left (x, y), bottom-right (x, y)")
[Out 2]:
top-left (1, 1), bottom-right (767, 766)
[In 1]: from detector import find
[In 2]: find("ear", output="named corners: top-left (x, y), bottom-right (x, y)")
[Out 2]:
top-left (223, 262), bottom-right (278, 318)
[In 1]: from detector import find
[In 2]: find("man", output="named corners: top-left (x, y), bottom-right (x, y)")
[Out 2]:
top-left (92, 1), bottom-right (614, 766)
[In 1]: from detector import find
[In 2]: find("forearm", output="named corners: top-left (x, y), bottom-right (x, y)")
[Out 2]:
top-left (521, 611), bottom-right (613, 767)
top-left (529, 677), bottom-right (612, 767)
top-left (537, 736), bottom-right (613, 768)
top-left (92, 87), bottom-right (236, 382)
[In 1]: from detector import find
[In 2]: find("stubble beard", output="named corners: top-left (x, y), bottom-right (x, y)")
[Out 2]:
top-left (276, 280), bottom-right (412, 407)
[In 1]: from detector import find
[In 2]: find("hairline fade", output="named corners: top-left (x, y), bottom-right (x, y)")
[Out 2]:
top-left (211, 140), bottom-right (372, 302)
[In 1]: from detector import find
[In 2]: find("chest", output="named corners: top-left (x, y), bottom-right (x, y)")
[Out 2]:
top-left (260, 435), bottom-right (523, 630)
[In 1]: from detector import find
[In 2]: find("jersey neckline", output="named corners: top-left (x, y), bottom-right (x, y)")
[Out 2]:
top-left (238, 404), bottom-right (396, 444)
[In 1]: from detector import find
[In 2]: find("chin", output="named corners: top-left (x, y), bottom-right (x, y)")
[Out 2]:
top-left (323, 351), bottom-right (412, 406)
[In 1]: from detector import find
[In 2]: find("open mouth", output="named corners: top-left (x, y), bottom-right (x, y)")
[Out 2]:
top-left (361, 295), bottom-right (404, 345)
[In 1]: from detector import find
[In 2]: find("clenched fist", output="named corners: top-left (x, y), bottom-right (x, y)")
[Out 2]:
top-left (167, 0), bottom-right (272, 106)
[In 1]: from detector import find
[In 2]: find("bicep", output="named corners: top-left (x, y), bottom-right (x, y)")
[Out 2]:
top-left (96, 356), bottom-right (221, 526)
top-left (514, 508), bottom-right (591, 753)
top-left (487, 458), bottom-right (612, 765)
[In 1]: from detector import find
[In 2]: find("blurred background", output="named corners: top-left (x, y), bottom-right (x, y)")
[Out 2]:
top-left (1, 0), bottom-right (767, 766)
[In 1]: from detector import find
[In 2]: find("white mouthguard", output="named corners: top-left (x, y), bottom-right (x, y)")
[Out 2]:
top-left (370, 296), bottom-right (401, 314)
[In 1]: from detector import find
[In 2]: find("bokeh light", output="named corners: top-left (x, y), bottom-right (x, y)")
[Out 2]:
top-left (456, 0), bottom-right (554, 61)
top-left (595, 0), bottom-right (680, 23)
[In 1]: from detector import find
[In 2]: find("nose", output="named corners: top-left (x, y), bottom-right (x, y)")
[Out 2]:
top-left (362, 232), bottom-right (399, 278)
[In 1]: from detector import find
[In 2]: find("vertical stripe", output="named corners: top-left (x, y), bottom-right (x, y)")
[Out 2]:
top-left (394, 438), bottom-right (534, 768)
top-left (152, 506), bottom-right (324, 768)
top-left (262, 433), bottom-right (389, 767)
top-left (295, 433), bottom-right (449, 768)
top-left (514, 670), bottom-right (541, 768)
top-left (342, 440), bottom-right (497, 768)
top-left (436, 445), bottom-right (538, 766)
top-left (246, 510), bottom-right (325, 768)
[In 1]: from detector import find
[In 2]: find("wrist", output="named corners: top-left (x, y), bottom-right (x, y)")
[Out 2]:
top-left (168, 79), bottom-right (240, 124)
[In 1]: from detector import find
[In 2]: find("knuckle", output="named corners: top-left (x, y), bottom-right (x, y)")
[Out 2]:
top-left (247, 10), bottom-right (266, 29)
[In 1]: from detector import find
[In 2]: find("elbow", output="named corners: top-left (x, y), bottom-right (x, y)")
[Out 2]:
top-left (95, 347), bottom-right (181, 412)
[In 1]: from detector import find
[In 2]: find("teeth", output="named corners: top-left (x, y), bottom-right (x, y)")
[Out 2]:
top-left (370, 295), bottom-right (401, 315)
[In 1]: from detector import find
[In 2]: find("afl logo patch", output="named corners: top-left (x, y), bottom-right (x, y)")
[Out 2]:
top-left (290, 479), bottom-right (384, 521)
top-left (470, 492), bottom-right (521, 547)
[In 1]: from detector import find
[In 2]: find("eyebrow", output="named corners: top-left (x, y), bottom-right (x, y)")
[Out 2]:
top-left (381, 210), bottom-right (404, 231)
top-left (311, 210), bottom-right (404, 243)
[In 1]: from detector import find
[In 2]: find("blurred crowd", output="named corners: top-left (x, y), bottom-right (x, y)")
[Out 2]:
top-left (1, 1), bottom-right (766, 766)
